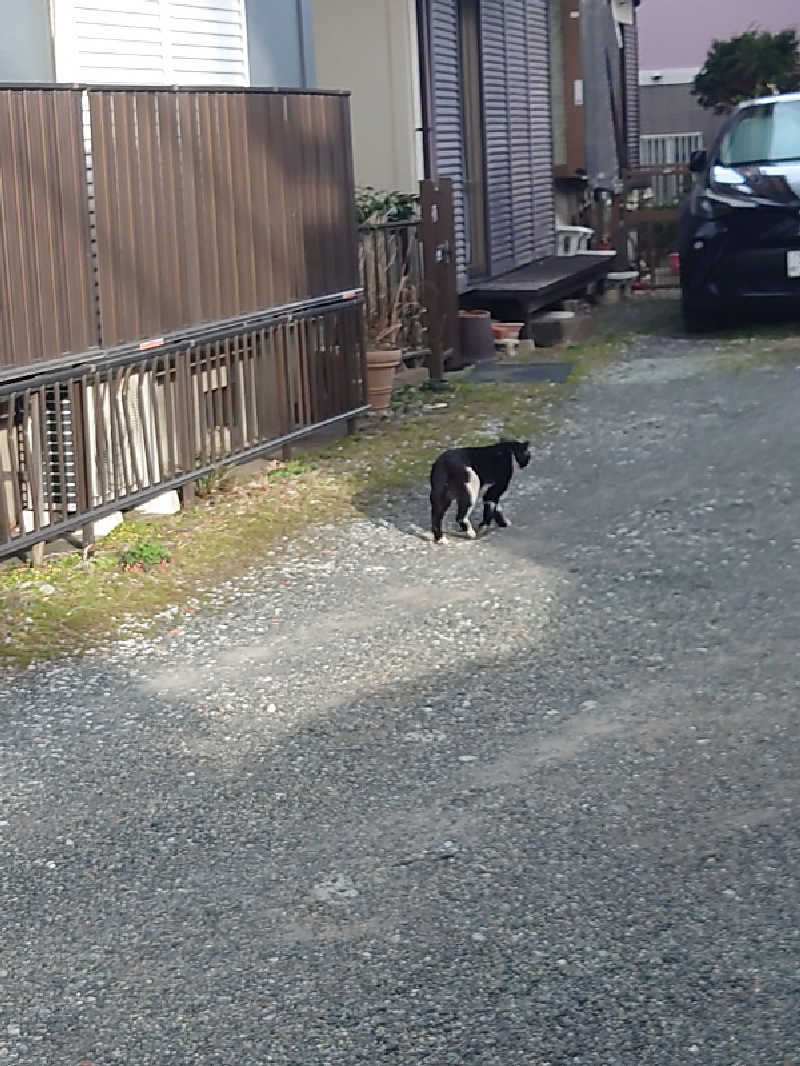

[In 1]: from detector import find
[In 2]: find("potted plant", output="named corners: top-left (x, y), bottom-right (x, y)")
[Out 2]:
top-left (365, 318), bottom-right (404, 413)
top-left (364, 272), bottom-right (425, 412)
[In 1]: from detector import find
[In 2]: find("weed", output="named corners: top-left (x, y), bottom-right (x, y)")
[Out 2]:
top-left (195, 466), bottom-right (235, 498)
top-left (120, 538), bottom-right (171, 572)
top-left (269, 458), bottom-right (315, 479)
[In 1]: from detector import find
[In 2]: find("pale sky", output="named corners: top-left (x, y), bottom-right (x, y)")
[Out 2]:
top-left (637, 0), bottom-right (800, 70)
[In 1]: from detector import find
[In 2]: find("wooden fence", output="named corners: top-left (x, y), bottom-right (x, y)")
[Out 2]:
top-left (625, 164), bottom-right (690, 289)
top-left (357, 179), bottom-right (460, 373)
top-left (0, 86), bottom-right (366, 560)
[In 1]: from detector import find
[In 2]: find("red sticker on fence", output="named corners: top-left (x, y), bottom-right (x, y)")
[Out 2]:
top-left (139, 337), bottom-right (165, 350)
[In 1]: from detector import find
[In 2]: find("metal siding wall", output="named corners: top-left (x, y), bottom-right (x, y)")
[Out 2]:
top-left (89, 89), bottom-right (358, 348)
top-left (0, 89), bottom-right (96, 369)
top-left (623, 20), bottom-right (640, 167)
top-left (508, 0), bottom-right (534, 267)
top-left (430, 0), bottom-right (468, 290)
top-left (481, 1), bottom-right (514, 277)
top-left (528, 0), bottom-right (555, 258)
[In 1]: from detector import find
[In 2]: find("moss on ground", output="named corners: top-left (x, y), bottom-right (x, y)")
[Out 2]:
top-left (0, 374), bottom-right (570, 668)
top-left (5, 294), bottom-right (797, 669)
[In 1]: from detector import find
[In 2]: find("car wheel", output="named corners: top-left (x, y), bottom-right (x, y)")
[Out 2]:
top-left (681, 289), bottom-right (710, 333)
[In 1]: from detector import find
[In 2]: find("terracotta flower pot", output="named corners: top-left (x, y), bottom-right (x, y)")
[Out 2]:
top-left (366, 347), bottom-right (403, 411)
top-left (492, 321), bottom-right (524, 341)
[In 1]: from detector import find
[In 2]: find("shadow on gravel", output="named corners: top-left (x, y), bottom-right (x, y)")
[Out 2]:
top-left (3, 583), bottom-right (799, 1063)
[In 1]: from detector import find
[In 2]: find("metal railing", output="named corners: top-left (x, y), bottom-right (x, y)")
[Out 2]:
top-left (640, 133), bottom-right (702, 206)
top-left (0, 295), bottom-right (366, 558)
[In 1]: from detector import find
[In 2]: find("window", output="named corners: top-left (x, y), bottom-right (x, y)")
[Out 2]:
top-left (52, 0), bottom-right (249, 86)
top-left (718, 99), bottom-right (800, 167)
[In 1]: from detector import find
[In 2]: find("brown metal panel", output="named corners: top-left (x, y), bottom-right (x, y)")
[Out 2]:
top-left (302, 94), bottom-right (325, 298)
top-left (307, 97), bottom-right (329, 297)
top-left (211, 94), bottom-right (239, 317)
top-left (26, 97), bottom-right (60, 359)
top-left (229, 100), bottom-right (258, 317)
top-left (0, 89), bottom-right (94, 370)
top-left (88, 91), bottom-right (114, 348)
top-left (245, 96), bottom-right (275, 311)
top-left (195, 93), bottom-right (223, 321)
top-left (282, 96), bottom-right (307, 304)
top-left (336, 95), bottom-right (360, 292)
top-left (114, 93), bottom-right (143, 344)
top-left (153, 93), bottom-right (185, 330)
top-left (6, 93), bottom-right (40, 364)
top-left (0, 94), bottom-right (31, 362)
top-left (264, 95), bottom-right (293, 307)
top-left (176, 93), bottom-right (204, 326)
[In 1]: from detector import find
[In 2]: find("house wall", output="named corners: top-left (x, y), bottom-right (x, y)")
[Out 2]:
top-left (640, 81), bottom-right (725, 148)
top-left (622, 20), bottom-right (640, 166)
top-left (549, 0), bottom-right (567, 170)
top-left (311, 0), bottom-right (421, 193)
top-left (429, 0), bottom-right (555, 288)
top-left (246, 0), bottom-right (316, 88)
top-left (0, 1), bottom-right (312, 90)
top-left (0, 0), bottom-right (54, 81)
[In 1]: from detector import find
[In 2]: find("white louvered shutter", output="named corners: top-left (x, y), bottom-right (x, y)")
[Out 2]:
top-left (53, 0), bottom-right (249, 86)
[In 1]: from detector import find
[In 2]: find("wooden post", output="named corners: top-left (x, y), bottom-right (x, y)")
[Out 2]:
top-left (611, 195), bottom-right (627, 269)
top-left (420, 177), bottom-right (459, 382)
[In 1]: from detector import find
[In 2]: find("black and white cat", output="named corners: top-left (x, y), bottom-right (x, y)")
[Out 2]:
top-left (429, 439), bottom-right (531, 544)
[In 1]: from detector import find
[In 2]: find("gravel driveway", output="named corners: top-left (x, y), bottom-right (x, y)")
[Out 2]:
top-left (2, 315), bottom-right (799, 1064)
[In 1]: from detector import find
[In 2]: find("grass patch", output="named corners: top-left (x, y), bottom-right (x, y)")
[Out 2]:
top-left (0, 376), bottom-right (567, 669)
top-left (120, 537), bottom-right (171, 572)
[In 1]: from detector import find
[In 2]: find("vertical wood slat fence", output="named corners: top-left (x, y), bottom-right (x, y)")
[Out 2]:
top-left (0, 86), bottom-right (366, 559)
top-left (357, 180), bottom-right (460, 370)
top-left (624, 163), bottom-right (690, 290)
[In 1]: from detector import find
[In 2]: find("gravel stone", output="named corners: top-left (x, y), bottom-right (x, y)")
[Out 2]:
top-left (1, 308), bottom-right (799, 1063)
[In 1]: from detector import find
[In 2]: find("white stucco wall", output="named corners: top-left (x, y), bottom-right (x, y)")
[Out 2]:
top-left (311, 0), bottom-right (422, 193)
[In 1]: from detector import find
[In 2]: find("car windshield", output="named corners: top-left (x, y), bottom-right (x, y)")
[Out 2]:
top-left (717, 99), bottom-right (800, 166)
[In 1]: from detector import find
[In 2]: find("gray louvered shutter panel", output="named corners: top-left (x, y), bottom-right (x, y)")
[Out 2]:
top-left (481, 1), bottom-right (514, 276)
top-left (623, 21), bottom-right (640, 167)
top-left (528, 0), bottom-right (555, 258)
top-left (506, 0), bottom-right (535, 267)
top-left (430, 0), bottom-right (468, 290)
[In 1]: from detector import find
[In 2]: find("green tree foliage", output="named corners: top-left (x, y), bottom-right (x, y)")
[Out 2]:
top-left (692, 29), bottom-right (800, 114)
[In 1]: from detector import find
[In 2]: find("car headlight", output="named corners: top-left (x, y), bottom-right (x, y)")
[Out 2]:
top-left (691, 189), bottom-right (757, 220)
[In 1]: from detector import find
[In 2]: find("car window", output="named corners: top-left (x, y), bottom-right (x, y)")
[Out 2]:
top-left (718, 100), bottom-right (800, 166)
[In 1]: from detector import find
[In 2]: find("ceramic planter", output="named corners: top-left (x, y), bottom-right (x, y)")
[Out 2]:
top-left (458, 309), bottom-right (495, 363)
top-left (366, 347), bottom-right (403, 411)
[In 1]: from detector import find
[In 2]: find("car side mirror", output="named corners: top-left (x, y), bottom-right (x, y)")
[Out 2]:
top-left (689, 149), bottom-right (708, 173)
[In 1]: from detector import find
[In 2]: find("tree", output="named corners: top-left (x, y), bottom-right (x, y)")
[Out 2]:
top-left (692, 29), bottom-right (800, 114)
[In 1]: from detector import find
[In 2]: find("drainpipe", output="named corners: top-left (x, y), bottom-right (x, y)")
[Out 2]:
top-left (415, 0), bottom-right (435, 178)
top-left (296, 0), bottom-right (308, 87)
